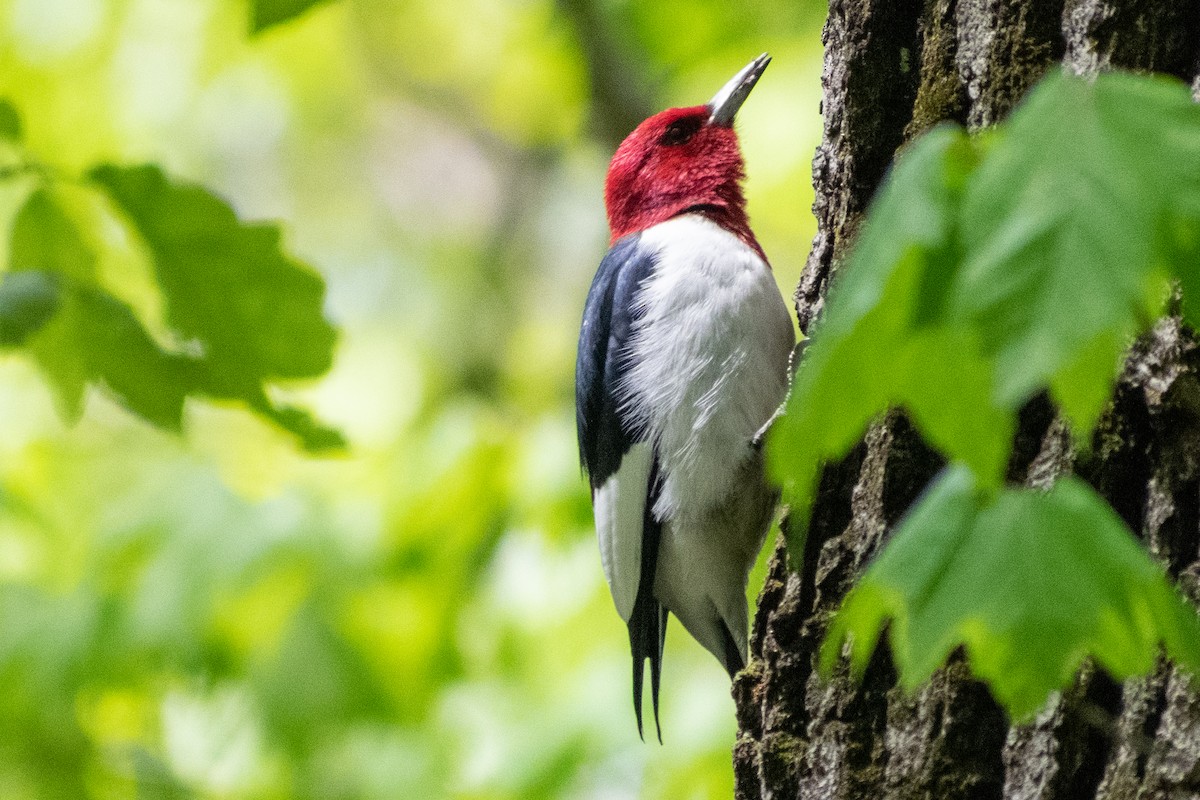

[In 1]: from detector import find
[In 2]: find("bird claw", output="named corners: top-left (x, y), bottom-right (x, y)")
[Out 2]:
top-left (751, 407), bottom-right (783, 450)
top-left (751, 339), bottom-right (808, 452)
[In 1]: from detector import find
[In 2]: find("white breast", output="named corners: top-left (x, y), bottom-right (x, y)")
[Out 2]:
top-left (620, 214), bottom-right (794, 519)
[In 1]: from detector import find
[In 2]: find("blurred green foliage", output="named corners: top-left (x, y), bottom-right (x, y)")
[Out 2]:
top-left (251, 0), bottom-right (329, 32)
top-left (4, 166), bottom-right (341, 447)
top-left (0, 0), bottom-right (825, 797)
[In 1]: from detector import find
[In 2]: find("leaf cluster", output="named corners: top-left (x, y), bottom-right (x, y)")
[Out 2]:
top-left (823, 467), bottom-right (1200, 719)
top-left (0, 107), bottom-right (342, 450)
top-left (769, 70), bottom-right (1200, 719)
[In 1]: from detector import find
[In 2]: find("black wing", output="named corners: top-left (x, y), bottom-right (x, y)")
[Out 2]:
top-left (574, 233), bottom-right (669, 740)
top-left (575, 234), bottom-right (654, 485)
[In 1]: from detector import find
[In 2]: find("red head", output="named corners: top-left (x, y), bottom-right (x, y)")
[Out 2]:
top-left (604, 54), bottom-right (770, 256)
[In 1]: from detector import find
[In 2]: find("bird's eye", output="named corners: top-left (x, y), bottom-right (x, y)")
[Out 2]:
top-left (660, 119), bottom-right (700, 146)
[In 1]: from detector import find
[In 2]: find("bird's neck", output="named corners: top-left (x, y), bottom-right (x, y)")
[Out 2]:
top-left (611, 195), bottom-right (766, 263)
top-left (685, 203), bottom-right (765, 263)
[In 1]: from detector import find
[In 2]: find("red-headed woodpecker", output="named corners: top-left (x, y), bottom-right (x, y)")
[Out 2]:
top-left (575, 54), bottom-right (794, 739)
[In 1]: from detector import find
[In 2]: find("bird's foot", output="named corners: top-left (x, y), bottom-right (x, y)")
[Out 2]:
top-left (751, 407), bottom-right (784, 451)
top-left (751, 339), bottom-right (808, 452)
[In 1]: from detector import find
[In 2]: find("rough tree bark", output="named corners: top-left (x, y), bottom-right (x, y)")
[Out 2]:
top-left (733, 2), bottom-right (1200, 798)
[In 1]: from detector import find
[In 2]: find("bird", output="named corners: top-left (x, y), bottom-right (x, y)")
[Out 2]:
top-left (575, 53), bottom-right (794, 740)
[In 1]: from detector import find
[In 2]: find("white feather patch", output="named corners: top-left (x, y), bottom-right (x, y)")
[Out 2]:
top-left (593, 442), bottom-right (653, 622)
top-left (609, 214), bottom-right (794, 670)
top-left (621, 214), bottom-right (794, 519)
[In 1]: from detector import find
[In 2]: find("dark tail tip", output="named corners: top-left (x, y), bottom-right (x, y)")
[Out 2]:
top-left (650, 605), bottom-right (666, 744)
top-left (630, 460), bottom-right (666, 741)
top-left (632, 648), bottom-right (646, 741)
top-left (720, 621), bottom-right (746, 680)
top-left (629, 597), bottom-right (668, 742)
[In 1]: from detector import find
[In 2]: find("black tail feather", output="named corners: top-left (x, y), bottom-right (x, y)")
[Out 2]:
top-left (629, 592), bottom-right (665, 742)
top-left (651, 605), bottom-right (667, 735)
top-left (719, 620), bottom-right (745, 680)
top-left (629, 462), bottom-right (665, 742)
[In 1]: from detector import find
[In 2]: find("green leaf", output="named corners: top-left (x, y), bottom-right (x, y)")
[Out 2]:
top-left (771, 70), bottom-right (1200, 540)
top-left (89, 165), bottom-right (336, 380)
top-left (249, 0), bottom-right (331, 33)
top-left (1168, 216), bottom-right (1200, 329)
top-left (10, 188), bottom-right (96, 281)
top-left (9, 188), bottom-right (192, 425)
top-left (251, 400), bottom-right (346, 452)
top-left (1048, 328), bottom-right (1126, 435)
top-left (88, 164), bottom-right (342, 450)
top-left (954, 70), bottom-right (1198, 411)
top-left (823, 465), bottom-right (1200, 720)
top-left (0, 271), bottom-right (60, 347)
top-left (0, 99), bottom-right (21, 144)
top-left (769, 126), bottom-right (1008, 532)
top-left (43, 285), bottom-right (193, 430)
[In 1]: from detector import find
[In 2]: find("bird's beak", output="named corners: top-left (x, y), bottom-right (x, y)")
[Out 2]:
top-left (708, 53), bottom-right (770, 127)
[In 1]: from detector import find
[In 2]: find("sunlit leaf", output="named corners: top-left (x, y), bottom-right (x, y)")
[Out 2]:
top-left (250, 0), bottom-right (332, 33)
top-left (42, 285), bottom-right (193, 429)
top-left (10, 188), bottom-right (192, 427)
top-left (822, 466), bottom-right (1200, 720)
top-left (89, 164), bottom-right (343, 450)
top-left (10, 188), bottom-right (95, 282)
top-left (89, 165), bottom-right (336, 380)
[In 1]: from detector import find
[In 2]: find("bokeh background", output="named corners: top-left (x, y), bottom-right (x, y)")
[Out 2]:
top-left (0, 0), bottom-right (825, 796)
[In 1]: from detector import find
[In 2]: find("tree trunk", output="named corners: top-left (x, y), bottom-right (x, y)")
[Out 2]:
top-left (733, 2), bottom-right (1200, 798)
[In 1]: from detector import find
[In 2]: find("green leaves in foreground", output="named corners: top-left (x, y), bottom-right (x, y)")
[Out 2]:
top-left (770, 68), bottom-right (1200, 718)
top-left (770, 70), bottom-right (1200, 528)
top-left (823, 466), bottom-right (1200, 720)
top-left (4, 167), bottom-right (342, 450)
